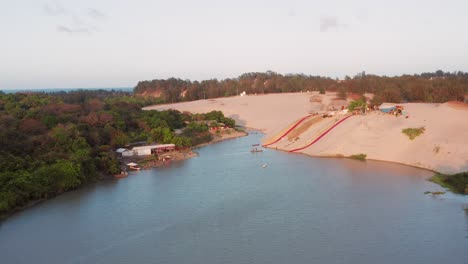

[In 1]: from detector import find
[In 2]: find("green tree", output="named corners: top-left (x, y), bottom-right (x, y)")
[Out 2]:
top-left (37, 160), bottom-right (81, 194)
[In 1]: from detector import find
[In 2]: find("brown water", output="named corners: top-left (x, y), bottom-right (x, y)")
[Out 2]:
top-left (1, 132), bottom-right (467, 264)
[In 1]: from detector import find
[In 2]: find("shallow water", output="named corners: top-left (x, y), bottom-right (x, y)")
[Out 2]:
top-left (1, 132), bottom-right (467, 264)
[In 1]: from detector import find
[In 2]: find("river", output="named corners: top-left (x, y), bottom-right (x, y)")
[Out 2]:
top-left (1, 132), bottom-right (467, 264)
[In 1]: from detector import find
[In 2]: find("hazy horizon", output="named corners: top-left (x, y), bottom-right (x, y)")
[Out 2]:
top-left (2, 0), bottom-right (468, 89)
top-left (0, 69), bottom-right (464, 91)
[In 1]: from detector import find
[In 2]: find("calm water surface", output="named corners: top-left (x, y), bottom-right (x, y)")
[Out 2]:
top-left (1, 132), bottom-right (467, 264)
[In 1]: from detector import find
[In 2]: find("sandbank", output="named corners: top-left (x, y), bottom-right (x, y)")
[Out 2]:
top-left (144, 92), bottom-right (468, 174)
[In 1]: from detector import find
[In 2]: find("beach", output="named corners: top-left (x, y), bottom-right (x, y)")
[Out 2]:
top-left (145, 92), bottom-right (468, 174)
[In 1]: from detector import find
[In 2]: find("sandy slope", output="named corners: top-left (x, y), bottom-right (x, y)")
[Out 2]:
top-left (144, 93), bottom-right (468, 174)
top-left (145, 93), bottom-right (324, 138)
top-left (295, 105), bottom-right (468, 173)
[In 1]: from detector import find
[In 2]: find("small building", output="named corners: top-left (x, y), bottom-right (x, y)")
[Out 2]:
top-left (130, 144), bottom-right (176, 156)
top-left (122, 150), bottom-right (134, 157)
top-left (152, 144), bottom-right (176, 154)
top-left (116, 148), bottom-right (127, 156)
top-left (116, 148), bottom-right (127, 153)
top-left (379, 103), bottom-right (397, 113)
top-left (210, 122), bottom-right (226, 131)
top-left (116, 148), bottom-right (135, 157)
top-left (379, 103), bottom-right (405, 116)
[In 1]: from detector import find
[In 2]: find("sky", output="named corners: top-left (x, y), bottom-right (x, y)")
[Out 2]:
top-left (1, 0), bottom-right (468, 89)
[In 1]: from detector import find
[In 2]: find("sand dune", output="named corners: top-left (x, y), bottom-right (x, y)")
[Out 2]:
top-left (145, 93), bottom-right (323, 137)
top-left (144, 92), bottom-right (468, 174)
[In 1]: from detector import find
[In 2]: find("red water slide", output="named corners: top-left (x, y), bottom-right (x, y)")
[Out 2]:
top-left (289, 114), bottom-right (355, 153)
top-left (262, 114), bottom-right (314, 147)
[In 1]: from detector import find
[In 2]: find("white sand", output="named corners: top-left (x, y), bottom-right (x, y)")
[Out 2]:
top-left (145, 93), bottom-right (324, 138)
top-left (144, 93), bottom-right (468, 174)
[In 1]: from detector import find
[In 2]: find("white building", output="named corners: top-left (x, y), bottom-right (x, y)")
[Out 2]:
top-left (123, 144), bottom-right (176, 157)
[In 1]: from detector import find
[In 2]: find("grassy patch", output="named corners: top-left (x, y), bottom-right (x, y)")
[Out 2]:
top-left (349, 153), bottom-right (367, 161)
top-left (429, 171), bottom-right (468, 194)
top-left (402, 127), bottom-right (425, 140)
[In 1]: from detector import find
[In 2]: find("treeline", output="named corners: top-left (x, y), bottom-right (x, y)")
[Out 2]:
top-left (135, 70), bottom-right (468, 104)
top-left (0, 90), bottom-right (234, 217)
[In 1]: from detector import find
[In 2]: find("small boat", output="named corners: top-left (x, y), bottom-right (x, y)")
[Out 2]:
top-left (261, 164), bottom-right (268, 168)
top-left (252, 144), bottom-right (260, 146)
top-left (127, 162), bottom-right (141, 171)
top-left (251, 147), bottom-right (263, 153)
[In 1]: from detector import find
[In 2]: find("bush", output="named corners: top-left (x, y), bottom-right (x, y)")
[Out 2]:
top-left (429, 171), bottom-right (468, 194)
top-left (348, 98), bottom-right (366, 111)
top-left (402, 127), bottom-right (425, 140)
top-left (349, 153), bottom-right (367, 161)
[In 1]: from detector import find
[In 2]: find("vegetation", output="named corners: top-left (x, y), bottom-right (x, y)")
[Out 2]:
top-left (0, 90), bottom-right (235, 218)
top-left (348, 98), bottom-right (367, 111)
top-left (349, 154), bottom-right (367, 161)
top-left (2, 69), bottom-right (467, 216)
top-left (429, 172), bottom-right (468, 194)
top-left (402, 127), bottom-right (425, 140)
top-left (424, 191), bottom-right (446, 195)
top-left (134, 70), bottom-right (468, 104)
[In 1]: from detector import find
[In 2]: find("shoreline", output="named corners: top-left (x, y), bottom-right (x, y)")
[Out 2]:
top-left (0, 198), bottom-right (47, 222)
top-left (265, 141), bottom-right (438, 175)
top-left (192, 128), bottom-right (248, 149)
top-left (1, 126), bottom-right (462, 222)
top-left (1, 129), bottom-right (249, 222)
top-left (0, 174), bottom-right (109, 222)
top-left (286, 150), bottom-right (438, 174)
top-left (132, 128), bottom-right (248, 170)
top-left (144, 93), bottom-right (468, 175)
top-left (256, 124), bottom-right (441, 175)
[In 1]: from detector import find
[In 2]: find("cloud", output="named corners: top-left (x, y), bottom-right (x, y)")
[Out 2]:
top-left (43, 2), bottom-right (67, 16)
top-left (43, 3), bottom-right (105, 35)
top-left (57, 25), bottom-right (91, 34)
top-left (86, 8), bottom-right (105, 20)
top-left (320, 16), bottom-right (340, 32)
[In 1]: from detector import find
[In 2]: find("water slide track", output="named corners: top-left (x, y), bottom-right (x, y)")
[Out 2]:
top-left (262, 114), bottom-right (314, 147)
top-left (289, 114), bottom-right (355, 153)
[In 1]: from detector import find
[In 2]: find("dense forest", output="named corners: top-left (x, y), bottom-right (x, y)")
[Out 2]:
top-left (135, 70), bottom-right (468, 104)
top-left (0, 90), bottom-right (235, 218)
